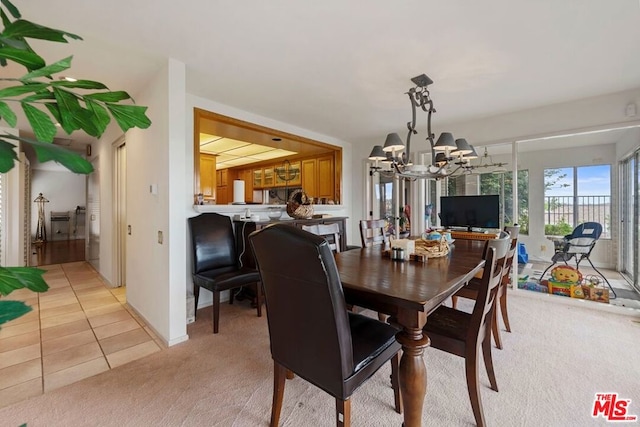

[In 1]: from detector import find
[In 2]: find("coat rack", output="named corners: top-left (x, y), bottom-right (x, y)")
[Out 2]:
top-left (33, 193), bottom-right (49, 243)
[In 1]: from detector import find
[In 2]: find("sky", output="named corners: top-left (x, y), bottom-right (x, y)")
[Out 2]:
top-left (545, 165), bottom-right (611, 197)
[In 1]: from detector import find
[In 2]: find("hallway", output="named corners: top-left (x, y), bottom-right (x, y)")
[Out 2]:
top-left (0, 262), bottom-right (164, 409)
top-left (30, 239), bottom-right (86, 266)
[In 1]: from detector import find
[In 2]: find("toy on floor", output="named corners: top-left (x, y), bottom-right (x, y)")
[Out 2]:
top-left (544, 265), bottom-right (582, 297)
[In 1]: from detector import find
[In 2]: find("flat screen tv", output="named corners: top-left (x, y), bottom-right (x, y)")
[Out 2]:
top-left (440, 195), bottom-right (500, 231)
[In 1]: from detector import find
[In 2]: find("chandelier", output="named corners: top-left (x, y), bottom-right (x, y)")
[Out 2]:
top-left (368, 74), bottom-right (479, 179)
top-left (458, 146), bottom-right (508, 174)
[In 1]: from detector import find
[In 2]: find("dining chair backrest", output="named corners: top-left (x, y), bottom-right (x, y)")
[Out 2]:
top-left (189, 212), bottom-right (238, 274)
top-left (250, 224), bottom-right (354, 388)
top-left (474, 232), bottom-right (511, 340)
top-left (481, 230), bottom-right (510, 261)
top-left (301, 223), bottom-right (341, 253)
top-left (250, 224), bottom-right (403, 425)
top-left (502, 225), bottom-right (520, 280)
top-left (359, 219), bottom-right (389, 248)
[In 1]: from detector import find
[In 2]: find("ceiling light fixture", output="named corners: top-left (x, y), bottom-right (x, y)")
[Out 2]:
top-left (460, 146), bottom-right (508, 174)
top-left (368, 74), bottom-right (477, 179)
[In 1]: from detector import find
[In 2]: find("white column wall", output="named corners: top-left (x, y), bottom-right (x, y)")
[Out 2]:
top-left (123, 58), bottom-right (188, 346)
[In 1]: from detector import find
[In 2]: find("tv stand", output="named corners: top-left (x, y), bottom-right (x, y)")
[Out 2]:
top-left (449, 230), bottom-right (499, 241)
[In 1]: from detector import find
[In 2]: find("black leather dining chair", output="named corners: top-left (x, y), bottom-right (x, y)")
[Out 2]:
top-left (188, 213), bottom-right (262, 334)
top-left (249, 224), bottom-right (402, 427)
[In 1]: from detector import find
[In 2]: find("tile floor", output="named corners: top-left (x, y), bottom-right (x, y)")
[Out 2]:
top-left (0, 262), bottom-right (164, 409)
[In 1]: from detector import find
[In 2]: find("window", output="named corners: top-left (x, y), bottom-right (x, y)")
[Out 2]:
top-left (480, 170), bottom-right (529, 234)
top-left (543, 165), bottom-right (611, 238)
top-left (440, 171), bottom-right (529, 233)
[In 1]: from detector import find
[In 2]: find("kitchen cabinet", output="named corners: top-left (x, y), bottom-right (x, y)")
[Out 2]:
top-left (253, 168), bottom-right (263, 188)
top-left (217, 169), bottom-right (228, 186)
top-left (199, 154), bottom-right (217, 201)
top-left (300, 155), bottom-right (334, 202)
top-left (216, 169), bottom-right (230, 204)
top-left (317, 155), bottom-right (334, 200)
top-left (263, 167), bottom-right (274, 187)
top-left (301, 159), bottom-right (317, 197)
top-left (236, 155), bottom-right (336, 202)
top-left (275, 160), bottom-right (301, 187)
top-left (239, 169), bottom-right (254, 202)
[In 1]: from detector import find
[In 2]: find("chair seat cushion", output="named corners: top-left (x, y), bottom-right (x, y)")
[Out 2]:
top-left (193, 266), bottom-right (260, 292)
top-left (424, 306), bottom-right (471, 342)
top-left (348, 312), bottom-right (400, 372)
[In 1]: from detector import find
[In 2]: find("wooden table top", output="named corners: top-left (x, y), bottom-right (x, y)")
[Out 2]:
top-left (335, 239), bottom-right (486, 314)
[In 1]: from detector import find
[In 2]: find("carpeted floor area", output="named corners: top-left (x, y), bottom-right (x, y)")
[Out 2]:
top-left (1, 290), bottom-right (639, 426)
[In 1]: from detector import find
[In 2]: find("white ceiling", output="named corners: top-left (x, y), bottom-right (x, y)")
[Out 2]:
top-left (9, 1), bottom-right (640, 150)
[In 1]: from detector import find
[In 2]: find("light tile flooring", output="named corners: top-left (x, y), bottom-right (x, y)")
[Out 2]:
top-left (0, 262), bottom-right (164, 409)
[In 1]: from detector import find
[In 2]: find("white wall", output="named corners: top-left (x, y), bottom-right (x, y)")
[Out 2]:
top-left (615, 127), bottom-right (640, 160)
top-left (30, 169), bottom-right (86, 240)
top-left (122, 59), bottom-right (188, 346)
top-left (1, 126), bottom-right (28, 267)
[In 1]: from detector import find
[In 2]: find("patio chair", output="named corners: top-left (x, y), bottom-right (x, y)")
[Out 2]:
top-left (540, 222), bottom-right (616, 298)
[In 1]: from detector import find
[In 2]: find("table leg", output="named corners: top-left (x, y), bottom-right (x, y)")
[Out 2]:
top-left (396, 327), bottom-right (431, 427)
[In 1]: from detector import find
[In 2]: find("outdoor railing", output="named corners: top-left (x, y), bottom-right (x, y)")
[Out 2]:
top-left (544, 195), bottom-right (610, 238)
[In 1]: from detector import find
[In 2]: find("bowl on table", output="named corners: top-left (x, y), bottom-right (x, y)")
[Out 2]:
top-left (267, 207), bottom-right (283, 220)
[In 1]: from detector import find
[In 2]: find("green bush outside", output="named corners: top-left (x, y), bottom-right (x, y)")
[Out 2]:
top-left (545, 218), bottom-right (573, 236)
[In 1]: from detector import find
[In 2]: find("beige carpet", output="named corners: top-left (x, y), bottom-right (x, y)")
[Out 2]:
top-left (1, 291), bottom-right (639, 427)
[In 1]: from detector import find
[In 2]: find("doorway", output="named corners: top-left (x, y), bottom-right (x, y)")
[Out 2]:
top-left (86, 157), bottom-right (100, 270)
top-left (620, 150), bottom-right (638, 292)
top-left (30, 162), bottom-right (88, 266)
top-left (114, 140), bottom-right (127, 287)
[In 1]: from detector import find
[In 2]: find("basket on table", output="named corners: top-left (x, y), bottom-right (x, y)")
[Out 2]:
top-left (414, 237), bottom-right (450, 258)
top-left (286, 189), bottom-right (314, 219)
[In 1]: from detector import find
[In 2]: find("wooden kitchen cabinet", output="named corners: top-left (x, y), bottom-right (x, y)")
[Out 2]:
top-left (317, 155), bottom-right (334, 200)
top-left (199, 154), bottom-right (217, 201)
top-left (275, 160), bottom-right (301, 187)
top-left (253, 168), bottom-right (263, 188)
top-left (240, 169), bottom-right (254, 202)
top-left (263, 167), bottom-right (274, 187)
top-left (216, 169), bottom-right (230, 204)
top-left (301, 158), bottom-right (317, 197)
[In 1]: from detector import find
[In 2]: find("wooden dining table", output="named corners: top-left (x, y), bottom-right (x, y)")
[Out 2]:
top-left (334, 239), bottom-right (486, 427)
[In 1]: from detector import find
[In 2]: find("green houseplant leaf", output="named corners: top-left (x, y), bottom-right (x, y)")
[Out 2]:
top-left (20, 55), bottom-right (71, 80)
top-left (0, 266), bottom-right (48, 296)
top-left (0, 300), bottom-right (32, 327)
top-left (21, 102), bottom-right (56, 141)
top-left (0, 100), bottom-right (17, 126)
top-left (0, 46), bottom-right (44, 69)
top-left (0, 138), bottom-right (18, 172)
top-left (2, 19), bottom-right (81, 43)
top-left (106, 103), bottom-right (152, 131)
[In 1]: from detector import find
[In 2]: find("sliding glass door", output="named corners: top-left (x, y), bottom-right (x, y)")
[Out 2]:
top-left (620, 152), bottom-right (638, 291)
